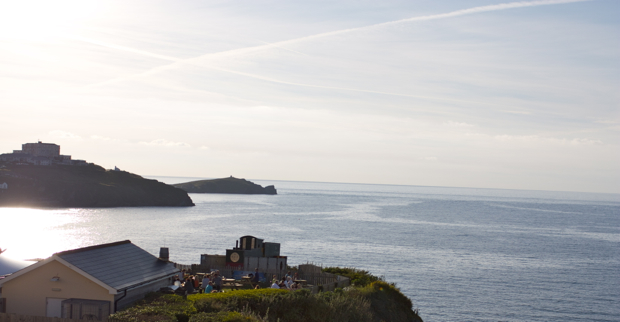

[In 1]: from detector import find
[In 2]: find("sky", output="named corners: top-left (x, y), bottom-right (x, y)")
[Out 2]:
top-left (0, 0), bottom-right (618, 194)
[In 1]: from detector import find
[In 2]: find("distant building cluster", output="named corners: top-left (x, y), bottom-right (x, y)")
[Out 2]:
top-left (0, 141), bottom-right (87, 166)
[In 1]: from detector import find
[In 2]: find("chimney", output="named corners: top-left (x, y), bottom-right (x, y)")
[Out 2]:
top-left (159, 247), bottom-right (169, 261)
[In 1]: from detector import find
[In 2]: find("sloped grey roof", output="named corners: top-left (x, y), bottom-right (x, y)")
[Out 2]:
top-left (56, 240), bottom-right (179, 291)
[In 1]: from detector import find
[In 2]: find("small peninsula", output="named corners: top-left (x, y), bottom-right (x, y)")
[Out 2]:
top-left (0, 164), bottom-right (195, 208)
top-left (173, 176), bottom-right (277, 195)
top-left (0, 141), bottom-right (194, 208)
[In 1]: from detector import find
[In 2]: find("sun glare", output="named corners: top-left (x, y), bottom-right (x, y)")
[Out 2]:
top-left (0, 208), bottom-right (82, 260)
top-left (0, 0), bottom-right (101, 42)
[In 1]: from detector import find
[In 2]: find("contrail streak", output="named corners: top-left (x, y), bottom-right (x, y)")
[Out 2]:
top-left (64, 34), bottom-right (179, 62)
top-left (82, 0), bottom-right (591, 94)
top-left (160, 0), bottom-right (592, 68)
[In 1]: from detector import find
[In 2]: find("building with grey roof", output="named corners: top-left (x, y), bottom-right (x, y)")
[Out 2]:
top-left (0, 240), bottom-right (179, 318)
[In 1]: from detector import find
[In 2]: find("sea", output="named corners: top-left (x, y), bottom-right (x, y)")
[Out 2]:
top-left (1, 177), bottom-right (619, 322)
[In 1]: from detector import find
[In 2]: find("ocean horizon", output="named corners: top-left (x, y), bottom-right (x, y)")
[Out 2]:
top-left (1, 177), bottom-right (619, 321)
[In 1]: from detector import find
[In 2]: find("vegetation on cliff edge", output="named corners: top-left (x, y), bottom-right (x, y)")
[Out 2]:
top-left (109, 269), bottom-right (422, 322)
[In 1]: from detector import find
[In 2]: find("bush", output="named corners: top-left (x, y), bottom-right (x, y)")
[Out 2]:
top-left (355, 281), bottom-right (422, 322)
top-left (109, 294), bottom-right (196, 322)
top-left (322, 267), bottom-right (383, 287)
top-left (192, 288), bottom-right (372, 322)
top-left (189, 311), bottom-right (265, 322)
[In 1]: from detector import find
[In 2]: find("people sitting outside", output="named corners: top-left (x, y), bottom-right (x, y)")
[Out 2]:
top-left (212, 271), bottom-right (223, 291)
top-left (278, 278), bottom-right (287, 289)
top-left (252, 268), bottom-right (260, 287)
top-left (202, 273), bottom-right (211, 287)
top-left (204, 281), bottom-right (214, 294)
top-left (271, 280), bottom-right (280, 289)
top-left (200, 274), bottom-right (211, 294)
top-left (284, 276), bottom-right (293, 289)
top-left (184, 275), bottom-right (195, 294)
top-left (290, 282), bottom-right (299, 290)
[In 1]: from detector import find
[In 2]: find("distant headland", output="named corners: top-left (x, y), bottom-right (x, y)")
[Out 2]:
top-left (173, 176), bottom-right (277, 195)
top-left (0, 141), bottom-right (194, 208)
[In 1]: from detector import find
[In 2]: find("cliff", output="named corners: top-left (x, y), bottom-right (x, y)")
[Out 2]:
top-left (0, 164), bottom-right (194, 208)
top-left (173, 177), bottom-right (277, 195)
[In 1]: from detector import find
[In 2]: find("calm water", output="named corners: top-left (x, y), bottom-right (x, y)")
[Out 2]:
top-left (1, 178), bottom-right (619, 322)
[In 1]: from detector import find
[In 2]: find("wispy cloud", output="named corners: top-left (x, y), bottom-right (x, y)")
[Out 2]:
top-left (139, 139), bottom-right (191, 148)
top-left (493, 135), bottom-right (603, 145)
top-left (444, 121), bottom-right (476, 127)
top-left (90, 135), bottom-right (113, 141)
top-left (63, 34), bottom-right (179, 62)
top-left (79, 0), bottom-right (591, 94)
top-left (49, 130), bottom-right (82, 140)
top-left (181, 0), bottom-right (593, 64)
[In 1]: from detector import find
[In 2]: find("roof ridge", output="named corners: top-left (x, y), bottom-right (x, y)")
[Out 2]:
top-left (55, 240), bottom-right (131, 256)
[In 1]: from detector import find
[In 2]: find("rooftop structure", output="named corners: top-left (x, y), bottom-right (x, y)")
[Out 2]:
top-left (223, 236), bottom-right (286, 272)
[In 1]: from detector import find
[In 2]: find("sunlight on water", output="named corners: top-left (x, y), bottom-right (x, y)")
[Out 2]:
top-left (0, 208), bottom-right (83, 260)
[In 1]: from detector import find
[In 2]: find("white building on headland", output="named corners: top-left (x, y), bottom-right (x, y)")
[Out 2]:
top-left (0, 141), bottom-right (87, 166)
top-left (17, 142), bottom-right (60, 157)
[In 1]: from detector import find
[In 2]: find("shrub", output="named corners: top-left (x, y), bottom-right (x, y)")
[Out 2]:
top-left (356, 281), bottom-right (422, 322)
top-left (189, 311), bottom-right (265, 322)
top-left (192, 288), bottom-right (372, 322)
top-left (109, 294), bottom-right (196, 322)
top-left (322, 267), bottom-right (383, 287)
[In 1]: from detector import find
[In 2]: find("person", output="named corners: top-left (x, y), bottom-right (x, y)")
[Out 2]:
top-left (202, 274), bottom-right (211, 289)
top-left (184, 276), bottom-right (195, 294)
top-left (285, 276), bottom-right (293, 289)
top-left (279, 278), bottom-right (287, 289)
top-left (212, 271), bottom-right (223, 291)
top-left (252, 268), bottom-right (260, 287)
top-left (203, 281), bottom-right (214, 294)
top-left (271, 280), bottom-right (280, 289)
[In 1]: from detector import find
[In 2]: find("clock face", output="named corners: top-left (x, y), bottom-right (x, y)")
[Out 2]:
top-left (230, 252), bottom-right (240, 263)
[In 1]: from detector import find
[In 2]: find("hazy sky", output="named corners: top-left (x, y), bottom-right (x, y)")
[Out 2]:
top-left (0, 0), bottom-right (618, 193)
